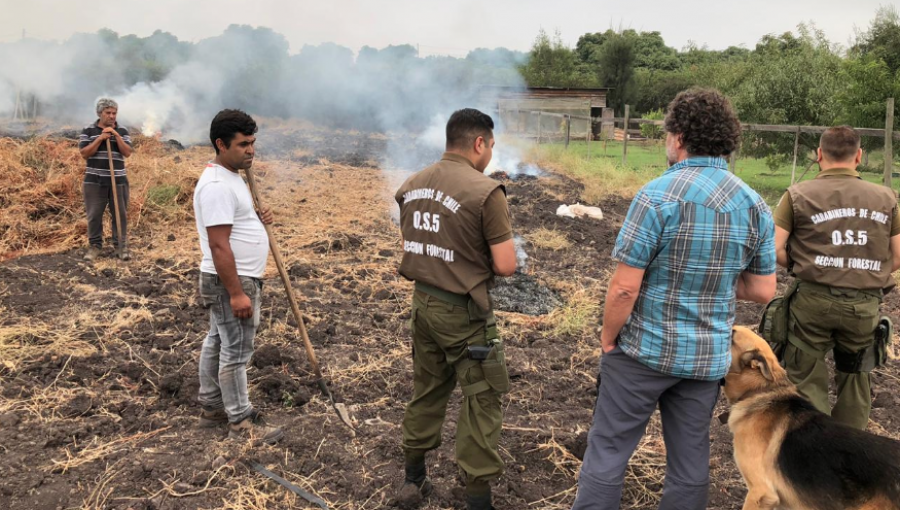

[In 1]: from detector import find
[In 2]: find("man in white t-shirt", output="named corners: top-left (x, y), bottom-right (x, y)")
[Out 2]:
top-left (193, 109), bottom-right (282, 444)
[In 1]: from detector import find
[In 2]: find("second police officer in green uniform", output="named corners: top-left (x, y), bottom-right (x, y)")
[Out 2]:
top-left (394, 108), bottom-right (517, 510)
top-left (774, 126), bottom-right (900, 430)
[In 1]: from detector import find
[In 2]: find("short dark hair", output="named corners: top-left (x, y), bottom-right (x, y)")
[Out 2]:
top-left (664, 88), bottom-right (742, 157)
top-left (446, 108), bottom-right (494, 150)
top-left (820, 126), bottom-right (860, 162)
top-left (210, 109), bottom-right (258, 154)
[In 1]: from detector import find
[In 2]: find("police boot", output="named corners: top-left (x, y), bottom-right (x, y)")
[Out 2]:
top-left (466, 485), bottom-right (494, 510)
top-left (466, 493), bottom-right (494, 510)
top-left (396, 460), bottom-right (433, 509)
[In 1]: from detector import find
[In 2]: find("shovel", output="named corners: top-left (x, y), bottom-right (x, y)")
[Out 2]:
top-left (243, 166), bottom-right (355, 435)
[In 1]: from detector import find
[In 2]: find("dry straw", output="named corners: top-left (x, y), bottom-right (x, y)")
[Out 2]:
top-left (0, 136), bottom-right (206, 259)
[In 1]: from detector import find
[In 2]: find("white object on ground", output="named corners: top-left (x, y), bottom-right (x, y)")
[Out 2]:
top-left (556, 204), bottom-right (576, 218)
top-left (556, 203), bottom-right (603, 221)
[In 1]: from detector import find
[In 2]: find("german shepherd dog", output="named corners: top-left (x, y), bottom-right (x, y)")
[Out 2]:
top-left (722, 326), bottom-right (900, 510)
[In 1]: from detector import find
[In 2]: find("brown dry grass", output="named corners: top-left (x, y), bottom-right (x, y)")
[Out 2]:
top-left (0, 320), bottom-right (97, 373)
top-left (547, 286), bottom-right (602, 339)
top-left (49, 426), bottom-right (171, 474)
top-left (526, 227), bottom-right (572, 251)
top-left (0, 136), bottom-right (209, 260)
top-left (0, 129), bottom-right (798, 509)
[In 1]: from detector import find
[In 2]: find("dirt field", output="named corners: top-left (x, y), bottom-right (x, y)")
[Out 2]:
top-left (1, 131), bottom-right (899, 510)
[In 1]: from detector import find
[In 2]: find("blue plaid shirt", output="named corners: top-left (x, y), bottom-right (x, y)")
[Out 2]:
top-left (611, 157), bottom-right (776, 380)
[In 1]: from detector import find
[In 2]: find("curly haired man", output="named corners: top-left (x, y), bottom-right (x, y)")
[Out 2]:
top-left (571, 89), bottom-right (777, 510)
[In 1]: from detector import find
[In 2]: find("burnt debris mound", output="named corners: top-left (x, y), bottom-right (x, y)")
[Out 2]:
top-left (491, 272), bottom-right (561, 316)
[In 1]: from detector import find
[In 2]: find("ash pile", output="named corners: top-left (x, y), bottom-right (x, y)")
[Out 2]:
top-left (490, 236), bottom-right (561, 315)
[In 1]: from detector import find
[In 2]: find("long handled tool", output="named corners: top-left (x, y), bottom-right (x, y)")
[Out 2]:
top-left (249, 462), bottom-right (329, 510)
top-left (105, 138), bottom-right (125, 259)
top-left (243, 167), bottom-right (355, 434)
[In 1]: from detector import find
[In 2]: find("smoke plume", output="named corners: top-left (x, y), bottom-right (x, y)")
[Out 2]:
top-left (0, 25), bottom-right (527, 149)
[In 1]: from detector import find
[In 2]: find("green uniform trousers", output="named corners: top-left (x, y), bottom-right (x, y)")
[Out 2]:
top-left (784, 281), bottom-right (880, 430)
top-left (401, 289), bottom-right (507, 491)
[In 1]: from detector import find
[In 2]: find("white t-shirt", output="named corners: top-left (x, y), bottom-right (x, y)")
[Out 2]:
top-left (194, 163), bottom-right (269, 278)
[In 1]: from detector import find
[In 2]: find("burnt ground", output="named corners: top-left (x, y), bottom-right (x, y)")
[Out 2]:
top-left (1, 138), bottom-right (900, 510)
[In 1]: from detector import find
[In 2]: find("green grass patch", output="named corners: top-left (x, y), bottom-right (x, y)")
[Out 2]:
top-left (549, 289), bottom-right (600, 338)
top-left (523, 143), bottom-right (658, 204)
top-left (146, 185), bottom-right (181, 208)
top-left (532, 140), bottom-right (898, 206)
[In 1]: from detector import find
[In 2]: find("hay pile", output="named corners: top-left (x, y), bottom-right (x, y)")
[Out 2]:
top-left (0, 136), bottom-right (208, 259)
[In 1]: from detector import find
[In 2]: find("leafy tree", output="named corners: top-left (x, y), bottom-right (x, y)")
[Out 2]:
top-left (575, 32), bottom-right (608, 63)
top-left (193, 25), bottom-right (290, 116)
top-left (853, 6), bottom-right (900, 74)
top-left (595, 32), bottom-right (636, 115)
top-left (639, 108), bottom-right (665, 139)
top-left (466, 47), bottom-right (528, 68)
top-left (837, 55), bottom-right (900, 159)
top-left (627, 30), bottom-right (680, 71)
top-left (724, 24), bottom-right (843, 157)
top-left (633, 68), bottom-right (698, 114)
top-left (520, 29), bottom-right (591, 87)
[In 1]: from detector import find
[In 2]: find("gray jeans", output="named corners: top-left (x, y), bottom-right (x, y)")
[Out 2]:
top-left (83, 181), bottom-right (129, 249)
top-left (572, 347), bottom-right (720, 510)
top-left (198, 272), bottom-right (261, 424)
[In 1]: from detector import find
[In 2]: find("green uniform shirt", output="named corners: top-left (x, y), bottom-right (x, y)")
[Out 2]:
top-left (774, 167), bottom-right (900, 236)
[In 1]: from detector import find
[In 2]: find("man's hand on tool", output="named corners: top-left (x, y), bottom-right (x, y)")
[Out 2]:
top-left (98, 128), bottom-right (114, 141)
top-left (258, 207), bottom-right (274, 225)
top-left (231, 292), bottom-right (253, 319)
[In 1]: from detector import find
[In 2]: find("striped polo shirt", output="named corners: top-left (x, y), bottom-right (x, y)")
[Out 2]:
top-left (79, 121), bottom-right (132, 185)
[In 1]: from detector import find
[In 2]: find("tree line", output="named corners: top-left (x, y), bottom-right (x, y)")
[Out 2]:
top-left (2, 8), bottom-right (898, 159)
top-left (519, 7), bottom-right (900, 162)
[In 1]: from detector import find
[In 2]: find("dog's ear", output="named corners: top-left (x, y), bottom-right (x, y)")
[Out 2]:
top-left (740, 349), bottom-right (775, 381)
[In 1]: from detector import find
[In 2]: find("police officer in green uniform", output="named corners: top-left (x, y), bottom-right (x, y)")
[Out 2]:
top-left (774, 126), bottom-right (900, 430)
top-left (393, 108), bottom-right (517, 510)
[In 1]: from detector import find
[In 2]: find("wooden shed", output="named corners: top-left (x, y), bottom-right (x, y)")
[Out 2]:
top-left (480, 87), bottom-right (610, 140)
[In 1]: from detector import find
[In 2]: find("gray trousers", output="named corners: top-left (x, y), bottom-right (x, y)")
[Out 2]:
top-left (572, 347), bottom-right (720, 510)
top-left (198, 272), bottom-right (261, 424)
top-left (83, 181), bottom-right (129, 249)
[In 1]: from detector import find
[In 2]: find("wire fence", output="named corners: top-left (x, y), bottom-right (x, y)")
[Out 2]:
top-left (501, 98), bottom-right (898, 189)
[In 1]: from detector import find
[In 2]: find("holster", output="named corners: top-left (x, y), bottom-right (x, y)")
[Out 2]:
top-left (759, 280), bottom-right (800, 362)
top-left (874, 316), bottom-right (893, 369)
top-left (458, 313), bottom-right (510, 396)
top-left (834, 317), bottom-right (892, 373)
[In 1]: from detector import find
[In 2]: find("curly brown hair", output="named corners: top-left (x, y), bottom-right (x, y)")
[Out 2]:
top-left (664, 88), bottom-right (741, 157)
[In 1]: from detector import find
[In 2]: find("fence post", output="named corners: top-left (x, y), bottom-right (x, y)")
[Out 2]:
top-left (587, 115), bottom-right (592, 159)
top-left (885, 98), bottom-right (894, 189)
top-left (12, 88), bottom-right (21, 120)
top-left (791, 126), bottom-right (801, 184)
top-left (537, 111), bottom-right (542, 145)
top-left (729, 147), bottom-right (738, 173)
top-left (565, 115), bottom-right (571, 149)
top-left (622, 105), bottom-right (630, 166)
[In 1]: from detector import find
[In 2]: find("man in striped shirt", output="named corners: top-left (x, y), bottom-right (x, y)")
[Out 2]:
top-left (79, 98), bottom-right (134, 261)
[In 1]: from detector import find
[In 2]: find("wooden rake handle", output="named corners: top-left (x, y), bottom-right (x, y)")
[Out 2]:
top-left (243, 167), bottom-right (323, 379)
top-left (105, 138), bottom-right (125, 257)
